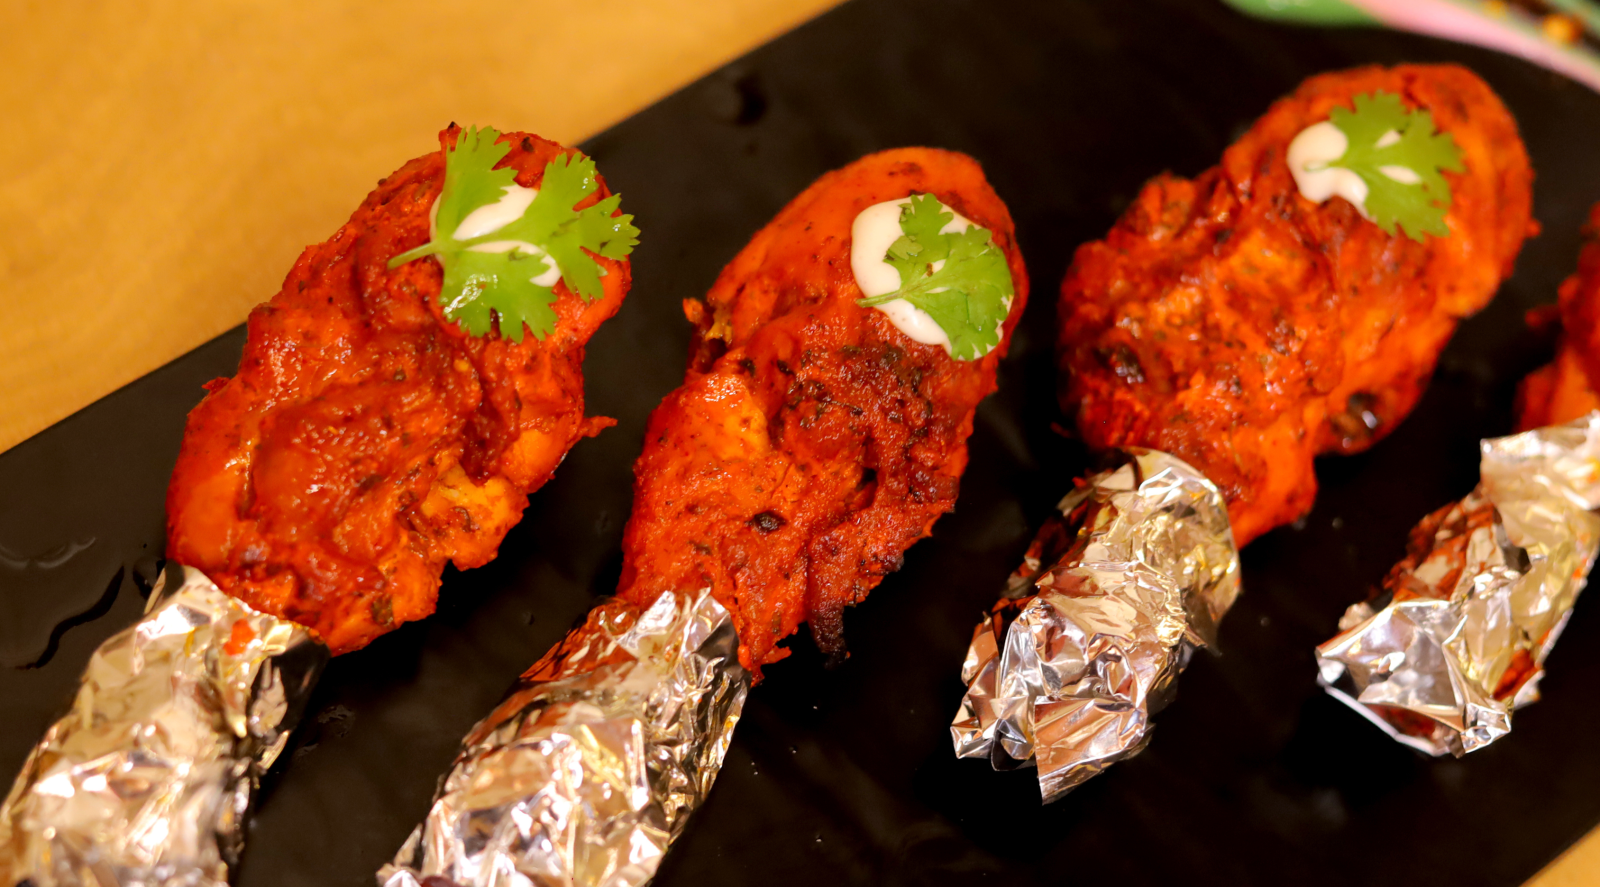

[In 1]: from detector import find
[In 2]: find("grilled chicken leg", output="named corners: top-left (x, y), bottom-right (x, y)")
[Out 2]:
top-left (1518, 202), bottom-right (1600, 430)
top-left (166, 127), bottom-right (631, 654)
top-left (615, 147), bottom-right (1027, 673)
top-left (1059, 65), bottom-right (1534, 545)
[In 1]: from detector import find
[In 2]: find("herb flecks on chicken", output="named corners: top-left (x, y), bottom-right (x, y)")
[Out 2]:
top-left (166, 127), bottom-right (631, 654)
top-left (1059, 65), bottom-right (1534, 546)
top-left (613, 149), bottom-right (1028, 673)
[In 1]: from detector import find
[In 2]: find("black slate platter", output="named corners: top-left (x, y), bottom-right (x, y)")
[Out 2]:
top-left (4, 0), bottom-right (1600, 884)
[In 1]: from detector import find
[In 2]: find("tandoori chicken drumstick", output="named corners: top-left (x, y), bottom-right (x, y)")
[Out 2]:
top-left (1517, 202), bottom-right (1600, 429)
top-left (166, 125), bottom-right (634, 654)
top-left (384, 147), bottom-right (1027, 887)
top-left (957, 64), bottom-right (1535, 800)
top-left (1059, 64), bottom-right (1534, 546)
top-left (1, 124), bottom-right (636, 887)
top-left (619, 148), bottom-right (1028, 672)
top-left (1320, 204), bottom-right (1600, 756)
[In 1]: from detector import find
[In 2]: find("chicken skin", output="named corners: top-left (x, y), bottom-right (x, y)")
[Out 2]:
top-left (1059, 65), bottom-right (1534, 546)
top-left (1517, 202), bottom-right (1600, 430)
top-left (613, 148), bottom-right (1027, 673)
top-left (166, 127), bottom-right (630, 654)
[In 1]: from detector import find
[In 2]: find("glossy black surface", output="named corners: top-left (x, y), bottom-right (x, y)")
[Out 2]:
top-left (5, 0), bottom-right (1600, 884)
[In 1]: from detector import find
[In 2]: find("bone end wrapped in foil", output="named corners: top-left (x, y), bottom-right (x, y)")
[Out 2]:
top-left (1317, 412), bottom-right (1600, 756)
top-left (0, 564), bottom-right (327, 887)
top-left (380, 587), bottom-right (749, 887)
top-left (951, 450), bottom-right (1241, 802)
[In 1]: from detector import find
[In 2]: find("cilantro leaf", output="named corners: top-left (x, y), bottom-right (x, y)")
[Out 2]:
top-left (388, 125), bottom-right (640, 342)
top-left (856, 194), bottom-right (1013, 361)
top-left (437, 247), bottom-right (560, 339)
top-left (432, 125), bottom-right (517, 243)
top-left (488, 153), bottom-right (638, 302)
top-left (1325, 91), bottom-right (1464, 242)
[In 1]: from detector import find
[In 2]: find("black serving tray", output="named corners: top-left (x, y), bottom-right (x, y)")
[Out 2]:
top-left (5, 1), bottom-right (1600, 884)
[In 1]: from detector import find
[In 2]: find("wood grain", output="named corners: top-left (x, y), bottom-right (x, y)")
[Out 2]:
top-left (0, 0), bottom-right (841, 454)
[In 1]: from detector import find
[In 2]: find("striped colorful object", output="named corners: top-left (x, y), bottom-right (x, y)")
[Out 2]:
top-left (1224, 0), bottom-right (1600, 92)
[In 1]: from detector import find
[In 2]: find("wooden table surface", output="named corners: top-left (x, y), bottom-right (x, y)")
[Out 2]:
top-left (0, 0), bottom-right (839, 454)
top-left (0, 2), bottom-right (1593, 883)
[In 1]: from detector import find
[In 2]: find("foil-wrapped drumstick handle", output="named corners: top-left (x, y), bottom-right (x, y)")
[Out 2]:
top-left (950, 450), bottom-right (1241, 802)
top-left (1317, 411), bottom-right (1600, 755)
top-left (380, 588), bottom-right (749, 887)
top-left (0, 565), bottom-right (327, 887)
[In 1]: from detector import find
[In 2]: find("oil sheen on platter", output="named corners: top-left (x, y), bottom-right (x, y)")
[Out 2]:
top-left (2, 0), bottom-right (1599, 885)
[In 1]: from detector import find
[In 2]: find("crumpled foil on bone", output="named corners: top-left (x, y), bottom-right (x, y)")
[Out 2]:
top-left (951, 450), bottom-right (1240, 802)
top-left (0, 564), bottom-right (327, 887)
top-left (380, 587), bottom-right (749, 887)
top-left (1317, 412), bottom-right (1600, 756)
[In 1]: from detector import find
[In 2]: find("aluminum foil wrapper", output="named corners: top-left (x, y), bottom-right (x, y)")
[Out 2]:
top-left (380, 586), bottom-right (749, 887)
top-left (950, 450), bottom-right (1240, 801)
top-left (0, 564), bottom-right (327, 886)
top-left (1317, 412), bottom-right (1600, 756)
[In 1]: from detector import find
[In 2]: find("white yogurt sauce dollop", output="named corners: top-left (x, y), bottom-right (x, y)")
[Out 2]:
top-left (429, 184), bottom-right (561, 288)
top-left (1287, 122), bottom-right (1420, 221)
top-left (850, 196), bottom-right (979, 355)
